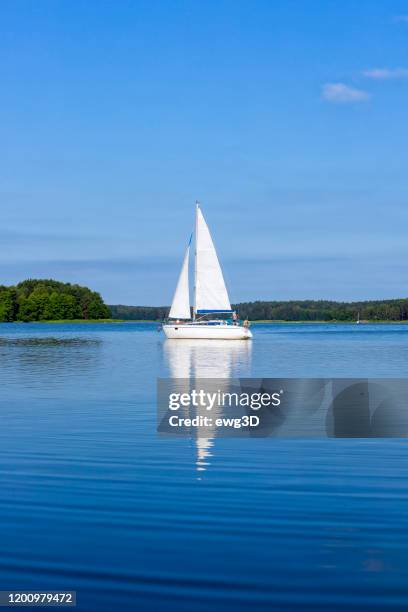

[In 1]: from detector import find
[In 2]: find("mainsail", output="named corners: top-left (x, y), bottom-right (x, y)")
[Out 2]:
top-left (168, 236), bottom-right (191, 319)
top-left (194, 205), bottom-right (232, 314)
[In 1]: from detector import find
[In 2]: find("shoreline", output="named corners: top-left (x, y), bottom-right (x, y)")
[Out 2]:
top-left (0, 319), bottom-right (125, 324)
top-left (249, 319), bottom-right (408, 324)
top-left (1, 319), bottom-right (407, 325)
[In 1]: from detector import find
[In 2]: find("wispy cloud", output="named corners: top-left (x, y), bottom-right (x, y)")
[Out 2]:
top-left (322, 83), bottom-right (370, 103)
top-left (393, 15), bottom-right (408, 23)
top-left (363, 68), bottom-right (408, 79)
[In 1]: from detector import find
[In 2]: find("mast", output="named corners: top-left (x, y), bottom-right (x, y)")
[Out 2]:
top-left (193, 200), bottom-right (199, 320)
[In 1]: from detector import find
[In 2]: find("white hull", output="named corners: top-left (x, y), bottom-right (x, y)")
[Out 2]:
top-left (163, 323), bottom-right (252, 340)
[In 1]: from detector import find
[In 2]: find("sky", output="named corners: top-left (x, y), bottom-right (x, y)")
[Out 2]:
top-left (1, 0), bottom-right (408, 305)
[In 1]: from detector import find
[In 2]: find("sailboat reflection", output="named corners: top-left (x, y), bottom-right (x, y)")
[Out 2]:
top-left (163, 340), bottom-right (252, 473)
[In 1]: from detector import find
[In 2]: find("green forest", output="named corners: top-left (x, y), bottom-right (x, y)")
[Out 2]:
top-left (2, 284), bottom-right (408, 322)
top-left (0, 279), bottom-right (110, 322)
top-left (234, 299), bottom-right (408, 321)
top-left (110, 298), bottom-right (408, 322)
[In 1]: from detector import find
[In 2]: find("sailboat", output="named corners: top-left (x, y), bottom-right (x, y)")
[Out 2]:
top-left (162, 203), bottom-right (252, 340)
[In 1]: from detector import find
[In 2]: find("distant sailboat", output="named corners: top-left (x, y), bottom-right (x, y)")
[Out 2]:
top-left (356, 312), bottom-right (360, 325)
top-left (162, 203), bottom-right (252, 340)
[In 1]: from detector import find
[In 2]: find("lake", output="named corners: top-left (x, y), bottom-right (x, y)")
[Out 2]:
top-left (0, 322), bottom-right (407, 611)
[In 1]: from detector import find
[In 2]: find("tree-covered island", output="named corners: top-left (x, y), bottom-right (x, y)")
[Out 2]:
top-left (0, 279), bottom-right (111, 322)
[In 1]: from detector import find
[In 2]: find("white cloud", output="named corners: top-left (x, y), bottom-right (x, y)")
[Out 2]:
top-left (363, 68), bottom-right (408, 79)
top-left (322, 83), bottom-right (370, 103)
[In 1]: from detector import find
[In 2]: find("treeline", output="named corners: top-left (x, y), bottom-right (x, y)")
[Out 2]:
top-left (109, 304), bottom-right (169, 321)
top-left (235, 299), bottom-right (408, 321)
top-left (0, 279), bottom-right (110, 322)
top-left (109, 299), bottom-right (408, 321)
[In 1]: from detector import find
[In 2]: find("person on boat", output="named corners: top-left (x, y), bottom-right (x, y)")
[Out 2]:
top-left (232, 311), bottom-right (238, 325)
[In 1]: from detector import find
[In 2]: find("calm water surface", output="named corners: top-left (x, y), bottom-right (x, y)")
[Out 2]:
top-left (0, 322), bottom-right (407, 610)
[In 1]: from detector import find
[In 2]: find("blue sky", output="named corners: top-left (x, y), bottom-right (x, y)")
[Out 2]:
top-left (1, 0), bottom-right (408, 304)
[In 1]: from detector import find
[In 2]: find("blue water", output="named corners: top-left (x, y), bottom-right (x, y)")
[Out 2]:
top-left (0, 322), bottom-right (407, 610)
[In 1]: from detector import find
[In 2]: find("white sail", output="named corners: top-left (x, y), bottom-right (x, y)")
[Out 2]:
top-left (168, 238), bottom-right (191, 319)
top-left (194, 205), bottom-right (231, 313)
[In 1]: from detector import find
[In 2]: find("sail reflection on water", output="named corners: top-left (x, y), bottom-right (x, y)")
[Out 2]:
top-left (163, 339), bottom-right (252, 473)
